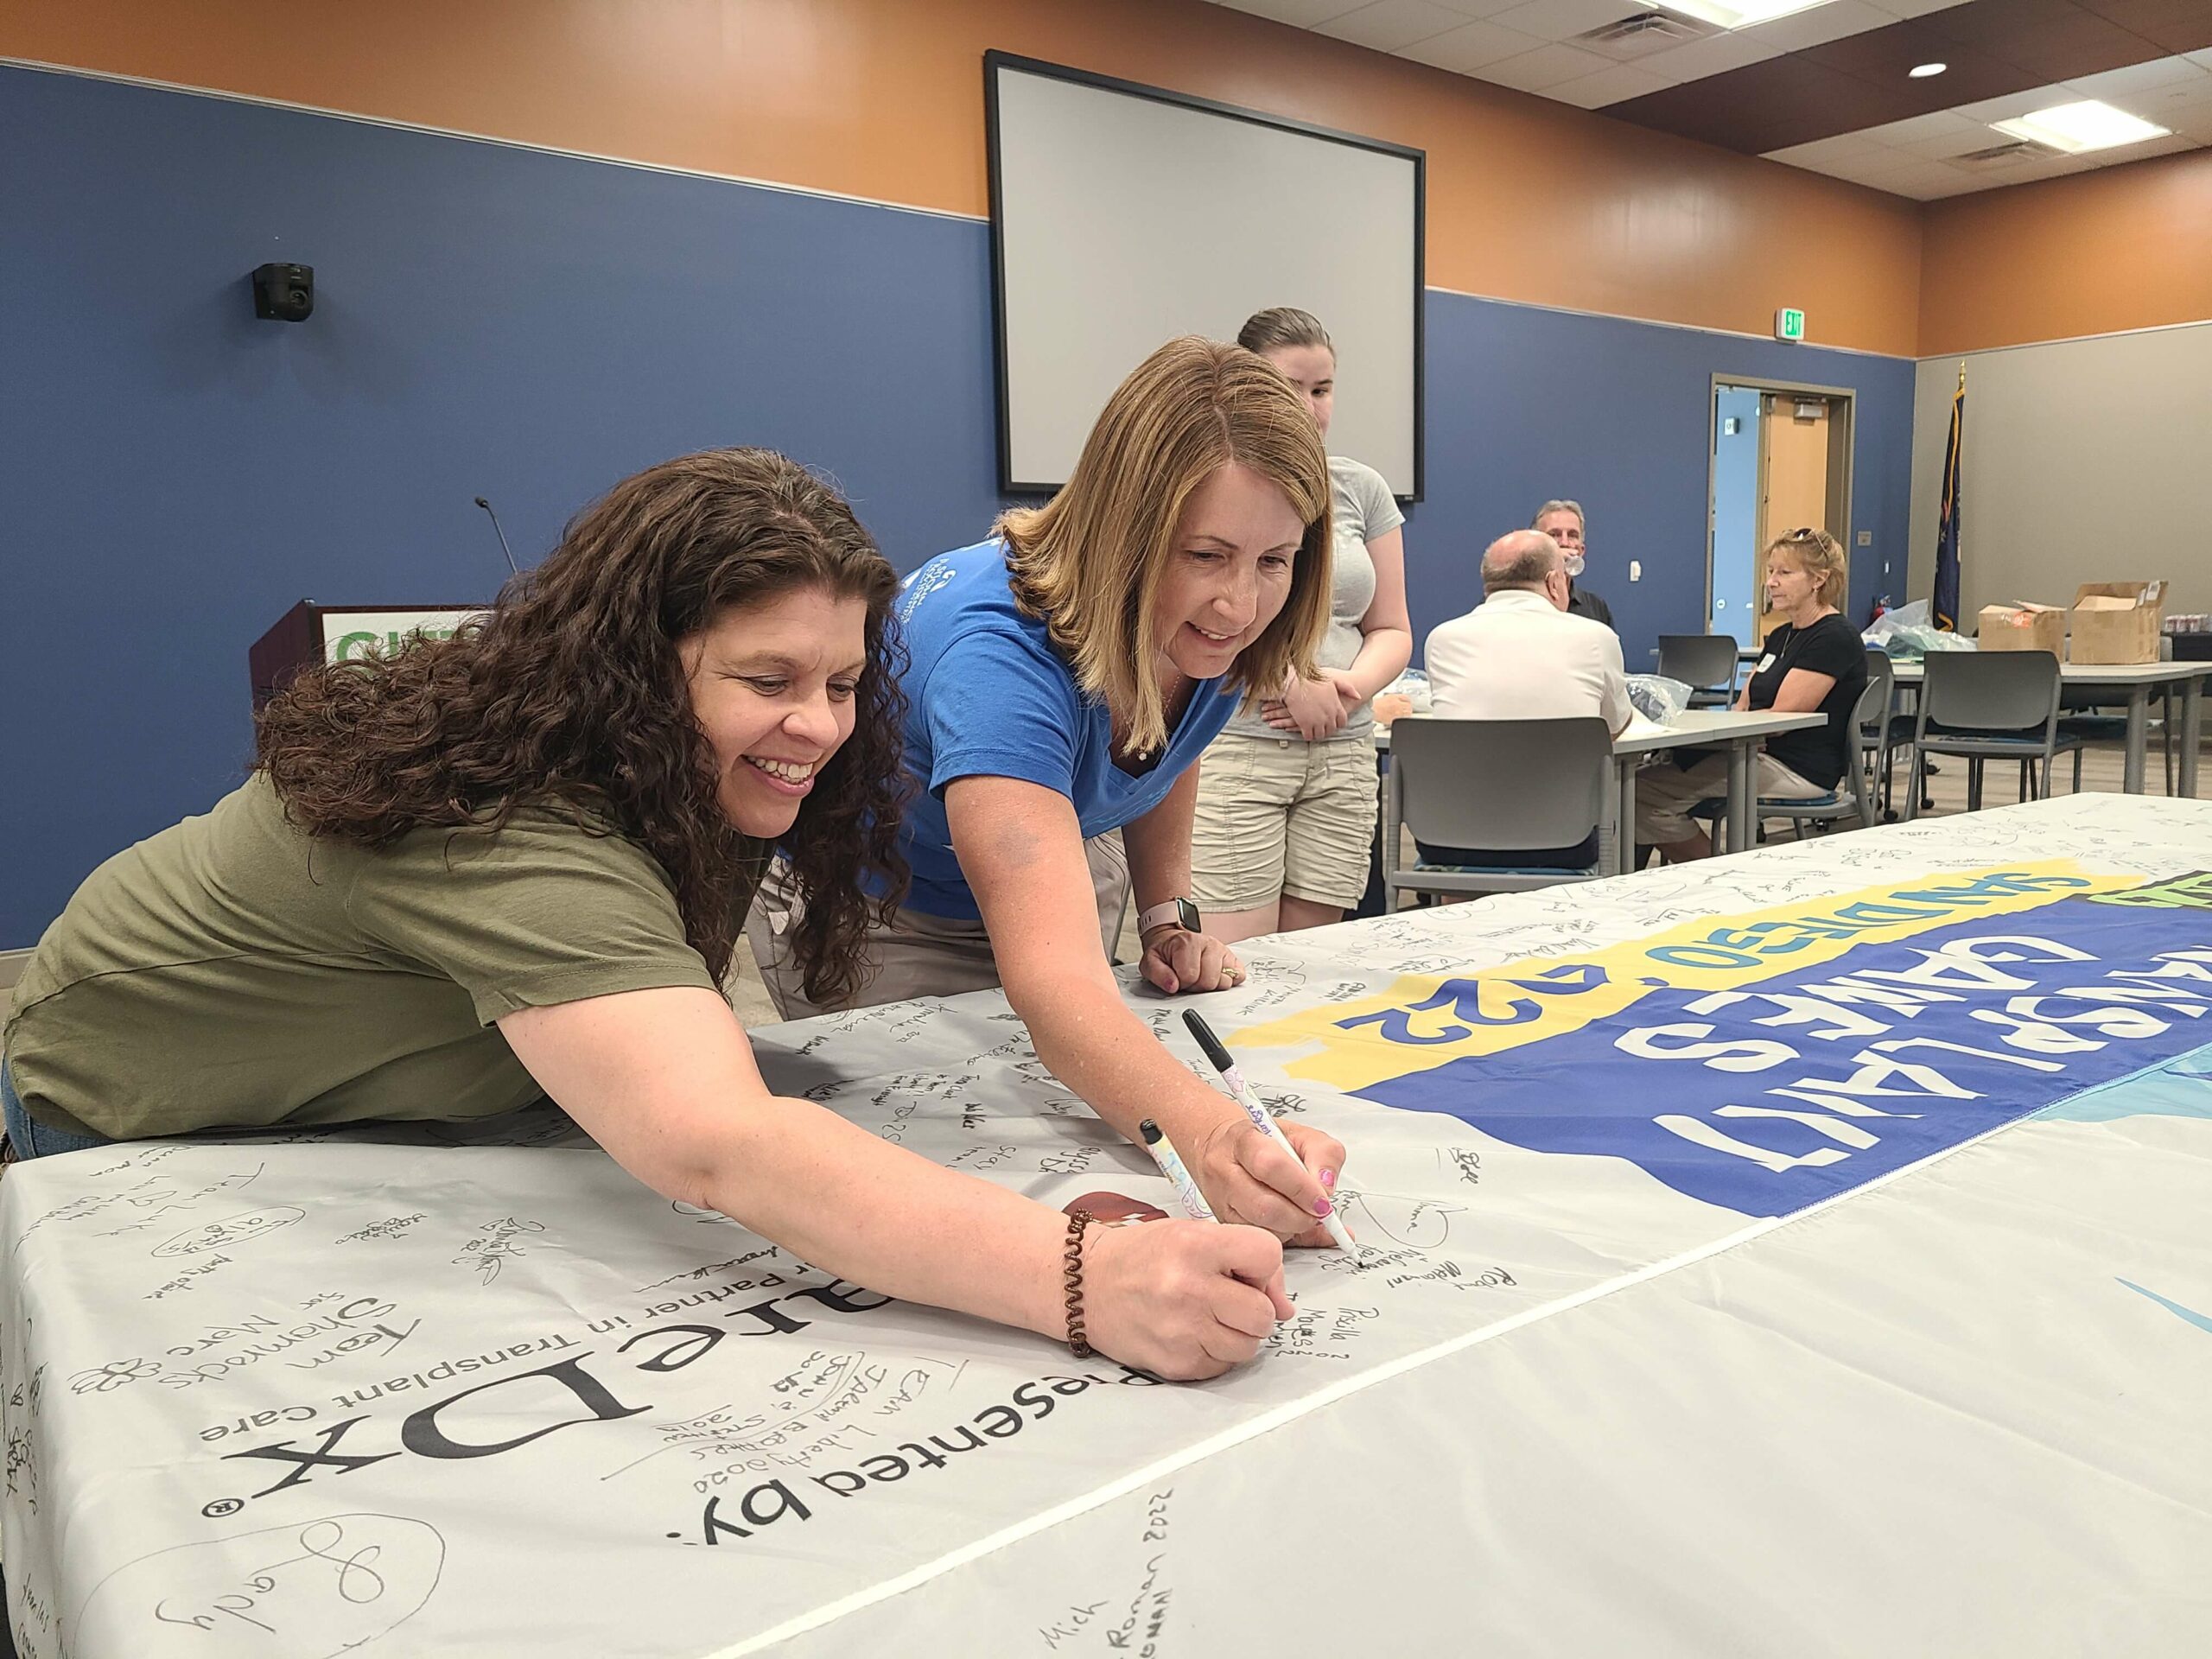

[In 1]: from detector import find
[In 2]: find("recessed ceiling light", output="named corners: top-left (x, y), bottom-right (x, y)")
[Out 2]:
top-left (1991, 99), bottom-right (2172, 155)
top-left (1658, 0), bottom-right (1837, 28)
top-left (1909, 63), bottom-right (1947, 79)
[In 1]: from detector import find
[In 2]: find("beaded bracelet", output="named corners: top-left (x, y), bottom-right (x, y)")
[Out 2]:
top-left (1062, 1210), bottom-right (1096, 1358)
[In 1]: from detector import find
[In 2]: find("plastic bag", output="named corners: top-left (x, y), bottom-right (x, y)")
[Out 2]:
top-left (1372, 668), bottom-right (1431, 727)
top-left (1862, 597), bottom-right (1929, 645)
top-left (1878, 623), bottom-right (1976, 661)
top-left (1625, 674), bottom-right (1694, 725)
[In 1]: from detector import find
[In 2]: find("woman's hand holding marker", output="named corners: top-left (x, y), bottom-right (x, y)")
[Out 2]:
top-left (1185, 1008), bottom-right (1353, 1256)
top-left (1183, 1010), bottom-right (1353, 1250)
top-left (1188, 1113), bottom-right (1346, 1249)
top-left (1081, 1219), bottom-right (1294, 1382)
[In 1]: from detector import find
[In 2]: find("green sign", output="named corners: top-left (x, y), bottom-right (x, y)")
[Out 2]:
top-left (1775, 307), bottom-right (1806, 342)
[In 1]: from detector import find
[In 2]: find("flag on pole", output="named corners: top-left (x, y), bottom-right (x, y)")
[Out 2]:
top-left (1933, 362), bottom-right (1964, 632)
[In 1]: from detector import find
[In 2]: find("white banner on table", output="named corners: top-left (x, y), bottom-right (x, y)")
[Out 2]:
top-left (5, 797), bottom-right (2209, 1656)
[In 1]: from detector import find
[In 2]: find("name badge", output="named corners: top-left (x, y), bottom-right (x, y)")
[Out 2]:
top-left (1755, 654), bottom-right (1777, 673)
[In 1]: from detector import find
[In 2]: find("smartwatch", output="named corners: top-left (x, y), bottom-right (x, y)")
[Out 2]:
top-left (1136, 897), bottom-right (1201, 938)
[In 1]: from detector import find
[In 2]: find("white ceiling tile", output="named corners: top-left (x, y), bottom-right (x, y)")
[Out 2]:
top-left (2121, 76), bottom-right (2212, 133)
top-left (1856, 109), bottom-right (1984, 147)
top-left (1951, 84), bottom-right (2073, 124)
top-left (2190, 48), bottom-right (2212, 72)
top-left (1542, 60), bottom-right (1677, 107)
top-left (2065, 56), bottom-right (2211, 103)
top-left (2080, 132), bottom-right (2205, 166)
top-left (1317, 0), bottom-right (1474, 51)
top-left (1474, 40), bottom-right (1620, 91)
top-left (1205, 0), bottom-right (1373, 28)
top-left (1888, 125), bottom-right (2031, 161)
top-left (1764, 132), bottom-right (1893, 166)
top-left (1632, 30), bottom-right (1783, 82)
top-left (1736, 0), bottom-right (1895, 54)
top-left (1865, 0), bottom-right (1973, 17)
top-left (1395, 17), bottom-right (1548, 73)
top-left (1485, 0), bottom-right (1647, 45)
top-left (1908, 170), bottom-right (1995, 200)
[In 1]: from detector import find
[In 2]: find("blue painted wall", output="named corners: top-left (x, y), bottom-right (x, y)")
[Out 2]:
top-left (1406, 296), bottom-right (1914, 674)
top-left (0, 66), bottom-right (1916, 945)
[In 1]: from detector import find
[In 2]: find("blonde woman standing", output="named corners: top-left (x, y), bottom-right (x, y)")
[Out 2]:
top-left (1189, 308), bottom-right (1411, 942)
top-left (749, 336), bottom-right (1353, 1262)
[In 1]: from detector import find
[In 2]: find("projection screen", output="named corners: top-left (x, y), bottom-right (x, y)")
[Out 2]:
top-left (986, 52), bottom-right (1425, 499)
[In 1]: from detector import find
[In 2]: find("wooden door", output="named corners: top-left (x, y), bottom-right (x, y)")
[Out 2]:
top-left (1755, 396), bottom-right (1831, 642)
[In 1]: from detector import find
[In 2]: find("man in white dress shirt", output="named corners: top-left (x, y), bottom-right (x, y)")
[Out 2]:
top-left (1415, 530), bottom-right (1630, 869)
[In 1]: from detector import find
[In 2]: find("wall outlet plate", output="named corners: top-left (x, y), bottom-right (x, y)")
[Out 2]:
top-left (1629, 560), bottom-right (1642, 582)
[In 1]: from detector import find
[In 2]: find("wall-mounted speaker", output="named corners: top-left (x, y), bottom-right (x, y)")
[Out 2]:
top-left (251, 262), bottom-right (315, 322)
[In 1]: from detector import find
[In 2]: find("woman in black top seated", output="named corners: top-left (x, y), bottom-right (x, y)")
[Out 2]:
top-left (1635, 527), bottom-right (1866, 862)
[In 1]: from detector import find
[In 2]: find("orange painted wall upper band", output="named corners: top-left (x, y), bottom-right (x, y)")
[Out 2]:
top-left (1918, 150), bottom-right (2212, 357)
top-left (2, 0), bottom-right (1927, 355)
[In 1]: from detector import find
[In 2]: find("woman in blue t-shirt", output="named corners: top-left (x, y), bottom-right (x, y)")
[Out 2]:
top-left (750, 336), bottom-right (1353, 1246)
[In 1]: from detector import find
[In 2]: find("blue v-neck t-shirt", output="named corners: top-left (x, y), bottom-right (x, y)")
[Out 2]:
top-left (884, 540), bottom-right (1239, 920)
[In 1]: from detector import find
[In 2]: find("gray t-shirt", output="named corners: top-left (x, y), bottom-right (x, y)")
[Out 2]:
top-left (1226, 454), bottom-right (1405, 741)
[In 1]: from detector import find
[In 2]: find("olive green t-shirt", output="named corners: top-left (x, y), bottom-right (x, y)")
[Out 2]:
top-left (3, 773), bottom-right (766, 1141)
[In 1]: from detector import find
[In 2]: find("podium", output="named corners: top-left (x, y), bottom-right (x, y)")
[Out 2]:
top-left (249, 601), bottom-right (487, 709)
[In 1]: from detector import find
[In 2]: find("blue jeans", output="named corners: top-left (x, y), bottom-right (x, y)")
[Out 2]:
top-left (1, 1058), bottom-right (111, 1159)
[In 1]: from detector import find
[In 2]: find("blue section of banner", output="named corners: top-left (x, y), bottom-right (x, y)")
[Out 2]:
top-left (1355, 898), bottom-right (2211, 1217)
top-left (2037, 1040), bottom-right (2212, 1123)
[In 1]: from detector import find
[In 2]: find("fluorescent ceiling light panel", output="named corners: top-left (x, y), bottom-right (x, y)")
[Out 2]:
top-left (1991, 99), bottom-right (2172, 153)
top-left (1662, 0), bottom-right (1837, 28)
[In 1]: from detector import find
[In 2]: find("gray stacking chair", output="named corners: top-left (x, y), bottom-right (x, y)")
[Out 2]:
top-left (1858, 647), bottom-right (1916, 817)
top-left (1656, 633), bottom-right (1740, 709)
top-left (1759, 677), bottom-right (1885, 840)
top-left (1381, 716), bottom-right (1614, 906)
top-left (1904, 650), bottom-right (2083, 819)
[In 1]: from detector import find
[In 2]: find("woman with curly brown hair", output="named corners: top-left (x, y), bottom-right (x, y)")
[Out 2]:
top-left (3, 448), bottom-right (1293, 1381)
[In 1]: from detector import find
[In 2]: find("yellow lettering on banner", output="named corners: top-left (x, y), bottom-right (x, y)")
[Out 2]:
top-left (1236, 861), bottom-right (2143, 1092)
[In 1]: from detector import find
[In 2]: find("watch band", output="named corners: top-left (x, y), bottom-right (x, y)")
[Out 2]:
top-left (1136, 897), bottom-right (1200, 937)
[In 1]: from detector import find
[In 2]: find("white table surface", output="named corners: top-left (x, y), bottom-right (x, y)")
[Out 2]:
top-left (1886, 656), bottom-right (2207, 798)
top-left (1376, 706), bottom-right (1825, 754)
top-left (7, 796), bottom-right (2210, 1657)
top-left (1887, 658), bottom-right (2211, 684)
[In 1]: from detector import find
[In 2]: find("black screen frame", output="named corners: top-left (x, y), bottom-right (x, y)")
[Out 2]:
top-left (983, 49), bottom-right (1427, 502)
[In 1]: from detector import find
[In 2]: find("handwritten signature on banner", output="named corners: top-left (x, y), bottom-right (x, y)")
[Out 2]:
top-left (1233, 864), bottom-right (2133, 1090)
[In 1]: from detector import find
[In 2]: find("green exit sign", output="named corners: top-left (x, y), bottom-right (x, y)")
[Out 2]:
top-left (1775, 307), bottom-right (1806, 341)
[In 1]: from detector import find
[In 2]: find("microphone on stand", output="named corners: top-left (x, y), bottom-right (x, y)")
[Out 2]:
top-left (474, 496), bottom-right (520, 577)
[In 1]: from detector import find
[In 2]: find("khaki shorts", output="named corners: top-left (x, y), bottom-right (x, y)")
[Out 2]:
top-left (1634, 751), bottom-right (1826, 844)
top-left (745, 830), bottom-right (1130, 1020)
top-left (1189, 730), bottom-right (1380, 912)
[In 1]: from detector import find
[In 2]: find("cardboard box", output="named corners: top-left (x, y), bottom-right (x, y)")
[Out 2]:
top-left (1978, 601), bottom-right (2064, 655)
top-left (2069, 581), bottom-right (2167, 664)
